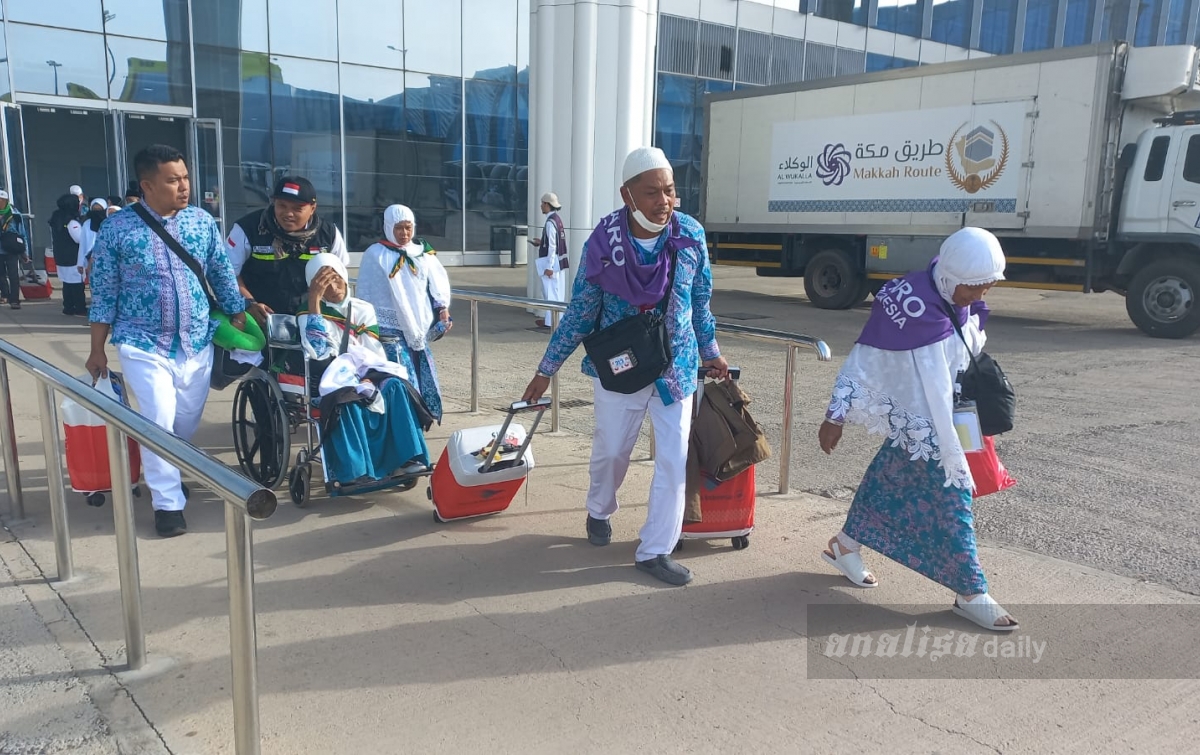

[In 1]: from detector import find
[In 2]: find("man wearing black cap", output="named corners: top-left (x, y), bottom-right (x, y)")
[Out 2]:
top-left (226, 175), bottom-right (348, 324)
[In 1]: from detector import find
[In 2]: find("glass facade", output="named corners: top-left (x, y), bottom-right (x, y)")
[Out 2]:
top-left (931, 0), bottom-right (974, 47)
top-left (1023, 0), bottom-right (1061, 51)
top-left (2, 0), bottom-right (527, 259)
top-left (0, 0), bottom-right (1189, 257)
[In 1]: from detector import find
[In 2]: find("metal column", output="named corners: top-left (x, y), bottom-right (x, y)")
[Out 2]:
top-left (0, 361), bottom-right (24, 519)
top-left (470, 299), bottom-right (480, 413)
top-left (778, 345), bottom-right (798, 494)
top-left (38, 384), bottom-right (72, 581)
top-left (226, 502), bottom-right (261, 755)
top-left (106, 425), bottom-right (145, 670)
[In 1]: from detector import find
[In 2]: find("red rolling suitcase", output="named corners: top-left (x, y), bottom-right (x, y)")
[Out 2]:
top-left (428, 398), bottom-right (549, 522)
top-left (679, 368), bottom-right (763, 550)
top-left (682, 466), bottom-right (756, 549)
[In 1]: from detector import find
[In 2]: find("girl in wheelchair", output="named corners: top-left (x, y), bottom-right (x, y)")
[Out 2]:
top-left (298, 253), bottom-right (432, 487)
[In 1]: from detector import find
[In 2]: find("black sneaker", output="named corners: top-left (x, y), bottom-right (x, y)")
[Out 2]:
top-left (635, 555), bottom-right (693, 586)
top-left (154, 510), bottom-right (187, 538)
top-left (586, 515), bottom-right (612, 546)
top-left (10, 302), bottom-right (19, 310)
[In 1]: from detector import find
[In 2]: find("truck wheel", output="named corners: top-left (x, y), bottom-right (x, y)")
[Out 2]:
top-left (1126, 258), bottom-right (1200, 339)
top-left (803, 249), bottom-right (866, 310)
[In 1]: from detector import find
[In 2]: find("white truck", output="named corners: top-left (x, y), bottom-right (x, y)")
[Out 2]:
top-left (701, 42), bottom-right (1200, 338)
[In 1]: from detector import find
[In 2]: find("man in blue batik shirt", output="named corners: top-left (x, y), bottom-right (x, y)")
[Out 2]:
top-left (522, 147), bottom-right (729, 586)
top-left (87, 145), bottom-right (246, 538)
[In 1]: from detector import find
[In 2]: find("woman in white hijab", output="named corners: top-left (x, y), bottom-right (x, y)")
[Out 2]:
top-left (817, 227), bottom-right (1019, 632)
top-left (300, 253), bottom-right (431, 484)
top-left (299, 252), bottom-right (385, 361)
top-left (356, 205), bottom-right (452, 423)
top-left (78, 198), bottom-right (108, 271)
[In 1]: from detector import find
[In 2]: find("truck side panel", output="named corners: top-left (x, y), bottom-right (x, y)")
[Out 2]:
top-left (703, 47), bottom-right (1116, 241)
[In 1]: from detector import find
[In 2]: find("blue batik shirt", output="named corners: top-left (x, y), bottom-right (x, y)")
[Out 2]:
top-left (89, 203), bottom-right (245, 359)
top-left (537, 211), bottom-right (720, 405)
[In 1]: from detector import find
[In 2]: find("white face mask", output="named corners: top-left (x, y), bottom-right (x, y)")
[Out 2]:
top-left (624, 189), bottom-right (670, 234)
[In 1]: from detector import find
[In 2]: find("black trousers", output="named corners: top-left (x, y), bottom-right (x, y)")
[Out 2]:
top-left (0, 255), bottom-right (21, 303)
top-left (62, 282), bottom-right (88, 315)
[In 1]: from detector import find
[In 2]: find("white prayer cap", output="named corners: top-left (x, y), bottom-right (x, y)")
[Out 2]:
top-left (621, 147), bottom-right (672, 185)
top-left (383, 204), bottom-right (416, 244)
top-left (933, 227), bottom-right (1006, 302)
top-left (0, 190), bottom-right (9, 201)
top-left (305, 252), bottom-right (349, 286)
top-left (90, 198), bottom-right (108, 210)
top-left (69, 185), bottom-right (84, 197)
top-left (540, 192), bottom-right (561, 209)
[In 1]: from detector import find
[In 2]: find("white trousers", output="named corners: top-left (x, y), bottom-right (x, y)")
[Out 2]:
top-left (117, 344), bottom-right (214, 512)
top-left (539, 270), bottom-right (566, 326)
top-left (587, 379), bottom-right (693, 561)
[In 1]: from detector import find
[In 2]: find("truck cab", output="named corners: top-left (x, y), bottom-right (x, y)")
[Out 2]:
top-left (1116, 112), bottom-right (1200, 338)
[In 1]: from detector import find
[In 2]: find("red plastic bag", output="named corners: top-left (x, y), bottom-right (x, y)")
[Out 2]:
top-left (967, 436), bottom-right (1016, 497)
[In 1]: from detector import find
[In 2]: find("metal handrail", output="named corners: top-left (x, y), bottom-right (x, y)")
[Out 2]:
top-left (451, 288), bottom-right (832, 493)
top-left (0, 339), bottom-right (275, 755)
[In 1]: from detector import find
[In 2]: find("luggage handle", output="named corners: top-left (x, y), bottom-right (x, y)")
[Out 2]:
top-left (697, 367), bottom-right (740, 381)
top-left (479, 398), bottom-right (551, 474)
top-left (694, 367), bottom-right (740, 419)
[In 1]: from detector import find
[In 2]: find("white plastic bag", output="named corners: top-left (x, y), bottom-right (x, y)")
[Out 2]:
top-left (60, 373), bottom-right (130, 427)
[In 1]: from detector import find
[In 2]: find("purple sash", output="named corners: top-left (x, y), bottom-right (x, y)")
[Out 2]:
top-left (583, 208), bottom-right (698, 308)
top-left (857, 260), bottom-right (985, 351)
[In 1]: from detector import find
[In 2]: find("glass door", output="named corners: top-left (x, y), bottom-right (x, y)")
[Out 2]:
top-left (190, 119), bottom-right (226, 233)
top-left (2, 106), bottom-right (36, 256)
top-left (115, 112), bottom-right (190, 200)
top-left (1, 105), bottom-right (32, 221)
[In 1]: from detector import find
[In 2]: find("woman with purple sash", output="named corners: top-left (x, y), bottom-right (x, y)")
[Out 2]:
top-left (818, 227), bottom-right (1019, 631)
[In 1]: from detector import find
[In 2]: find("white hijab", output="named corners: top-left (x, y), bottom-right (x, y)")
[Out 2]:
top-left (383, 204), bottom-right (417, 246)
top-left (356, 205), bottom-right (452, 351)
top-left (933, 227), bottom-right (1006, 303)
top-left (304, 252), bottom-right (350, 311)
top-left (300, 252), bottom-right (384, 360)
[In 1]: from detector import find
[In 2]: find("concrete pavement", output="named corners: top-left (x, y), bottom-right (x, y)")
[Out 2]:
top-left (1, 279), bottom-right (1198, 754)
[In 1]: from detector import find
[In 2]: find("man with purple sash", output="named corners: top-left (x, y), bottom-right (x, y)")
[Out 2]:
top-left (816, 227), bottom-right (1021, 631)
top-left (522, 147), bottom-right (728, 586)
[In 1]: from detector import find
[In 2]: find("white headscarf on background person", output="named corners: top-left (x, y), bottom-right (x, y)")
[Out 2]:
top-left (932, 227), bottom-right (1006, 304)
top-left (383, 204), bottom-right (419, 248)
top-left (356, 205), bottom-right (452, 351)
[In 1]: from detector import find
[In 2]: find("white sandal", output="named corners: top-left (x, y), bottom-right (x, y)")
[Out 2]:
top-left (952, 594), bottom-right (1019, 632)
top-left (821, 541), bottom-right (879, 588)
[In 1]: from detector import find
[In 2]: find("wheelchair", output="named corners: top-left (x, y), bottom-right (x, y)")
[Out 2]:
top-left (227, 314), bottom-right (433, 507)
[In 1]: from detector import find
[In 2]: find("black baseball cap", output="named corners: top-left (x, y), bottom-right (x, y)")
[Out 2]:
top-left (271, 175), bottom-right (317, 204)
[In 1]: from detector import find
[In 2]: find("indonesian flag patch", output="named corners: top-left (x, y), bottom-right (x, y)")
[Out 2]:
top-left (282, 182), bottom-right (301, 196)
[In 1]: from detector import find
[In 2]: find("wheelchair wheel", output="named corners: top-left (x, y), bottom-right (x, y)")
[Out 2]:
top-left (289, 463), bottom-right (312, 507)
top-left (232, 377), bottom-right (290, 489)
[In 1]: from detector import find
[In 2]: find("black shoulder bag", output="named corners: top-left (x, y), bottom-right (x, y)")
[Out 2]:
top-left (943, 301), bottom-right (1016, 436)
top-left (0, 214), bottom-right (25, 256)
top-left (582, 245), bottom-right (678, 395)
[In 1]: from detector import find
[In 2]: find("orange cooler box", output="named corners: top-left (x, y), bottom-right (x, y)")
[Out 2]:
top-left (681, 466), bottom-right (756, 550)
top-left (429, 401), bottom-right (547, 522)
